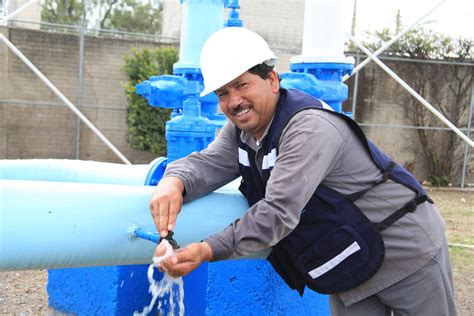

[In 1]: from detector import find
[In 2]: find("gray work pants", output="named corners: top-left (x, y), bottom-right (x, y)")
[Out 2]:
top-left (330, 238), bottom-right (456, 316)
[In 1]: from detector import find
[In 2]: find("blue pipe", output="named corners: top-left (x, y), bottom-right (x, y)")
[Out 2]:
top-left (174, 0), bottom-right (228, 72)
top-left (0, 177), bottom-right (250, 271)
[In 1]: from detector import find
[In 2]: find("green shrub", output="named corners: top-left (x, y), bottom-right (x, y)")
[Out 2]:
top-left (430, 175), bottom-right (449, 187)
top-left (123, 46), bottom-right (179, 155)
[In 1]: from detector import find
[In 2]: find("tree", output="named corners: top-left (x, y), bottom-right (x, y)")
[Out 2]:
top-left (104, 0), bottom-right (162, 33)
top-left (41, 0), bottom-right (85, 26)
top-left (41, 0), bottom-right (162, 34)
top-left (364, 25), bottom-right (473, 185)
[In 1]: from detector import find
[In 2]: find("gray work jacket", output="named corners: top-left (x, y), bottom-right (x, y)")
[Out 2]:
top-left (164, 109), bottom-right (445, 306)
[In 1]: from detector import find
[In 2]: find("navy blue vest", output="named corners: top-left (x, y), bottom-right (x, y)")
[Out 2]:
top-left (236, 89), bottom-right (431, 295)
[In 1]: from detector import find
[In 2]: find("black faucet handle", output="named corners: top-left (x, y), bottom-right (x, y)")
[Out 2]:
top-left (159, 231), bottom-right (180, 249)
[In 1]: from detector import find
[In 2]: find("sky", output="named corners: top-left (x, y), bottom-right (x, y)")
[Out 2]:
top-left (352, 0), bottom-right (473, 40)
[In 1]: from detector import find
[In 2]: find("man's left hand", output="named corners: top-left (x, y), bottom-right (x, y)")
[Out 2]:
top-left (155, 242), bottom-right (213, 278)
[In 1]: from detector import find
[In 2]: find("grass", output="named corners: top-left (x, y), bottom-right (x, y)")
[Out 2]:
top-left (430, 188), bottom-right (474, 245)
top-left (427, 188), bottom-right (473, 315)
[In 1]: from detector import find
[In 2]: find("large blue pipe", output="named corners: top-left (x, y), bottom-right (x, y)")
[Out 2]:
top-left (0, 159), bottom-right (327, 316)
top-left (0, 176), bottom-right (251, 271)
top-left (0, 162), bottom-right (327, 315)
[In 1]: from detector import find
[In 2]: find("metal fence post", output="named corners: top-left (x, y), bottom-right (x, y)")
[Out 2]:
top-left (351, 50), bottom-right (360, 121)
top-left (461, 80), bottom-right (474, 188)
top-left (76, 25), bottom-right (85, 160)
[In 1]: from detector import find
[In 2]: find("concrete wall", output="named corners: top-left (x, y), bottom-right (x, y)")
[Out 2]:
top-left (1, 25), bottom-right (472, 183)
top-left (0, 26), bottom-right (178, 164)
top-left (346, 61), bottom-right (423, 174)
top-left (345, 59), bottom-right (473, 183)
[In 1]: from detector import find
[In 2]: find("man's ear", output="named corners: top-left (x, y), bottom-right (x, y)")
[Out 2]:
top-left (268, 70), bottom-right (280, 93)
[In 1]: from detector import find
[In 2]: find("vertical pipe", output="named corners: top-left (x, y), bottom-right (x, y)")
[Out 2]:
top-left (75, 25), bottom-right (85, 160)
top-left (175, 0), bottom-right (225, 69)
top-left (461, 80), bottom-right (474, 188)
top-left (301, 0), bottom-right (350, 60)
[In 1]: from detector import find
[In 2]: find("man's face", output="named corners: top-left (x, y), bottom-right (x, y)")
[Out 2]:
top-left (215, 70), bottom-right (279, 140)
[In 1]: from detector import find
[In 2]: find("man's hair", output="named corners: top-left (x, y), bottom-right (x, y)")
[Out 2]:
top-left (248, 60), bottom-right (275, 79)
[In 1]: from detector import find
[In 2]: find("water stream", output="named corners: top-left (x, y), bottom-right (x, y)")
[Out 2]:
top-left (134, 240), bottom-right (185, 316)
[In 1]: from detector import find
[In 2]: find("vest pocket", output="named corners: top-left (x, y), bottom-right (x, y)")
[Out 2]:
top-left (295, 225), bottom-right (370, 293)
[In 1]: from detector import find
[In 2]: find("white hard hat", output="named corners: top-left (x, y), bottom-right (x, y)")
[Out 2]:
top-left (200, 27), bottom-right (277, 97)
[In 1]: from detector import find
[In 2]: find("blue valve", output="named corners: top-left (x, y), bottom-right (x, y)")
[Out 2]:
top-left (129, 225), bottom-right (180, 249)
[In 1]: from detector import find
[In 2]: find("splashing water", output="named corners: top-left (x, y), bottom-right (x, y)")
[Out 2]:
top-left (133, 240), bottom-right (185, 316)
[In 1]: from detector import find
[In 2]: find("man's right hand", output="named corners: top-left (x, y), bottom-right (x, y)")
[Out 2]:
top-left (149, 176), bottom-right (185, 238)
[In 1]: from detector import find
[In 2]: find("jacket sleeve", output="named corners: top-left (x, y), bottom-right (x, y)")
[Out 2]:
top-left (163, 121), bottom-right (241, 201)
top-left (205, 111), bottom-right (347, 261)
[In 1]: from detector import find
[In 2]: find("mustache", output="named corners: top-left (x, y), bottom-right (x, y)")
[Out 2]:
top-left (231, 103), bottom-right (252, 115)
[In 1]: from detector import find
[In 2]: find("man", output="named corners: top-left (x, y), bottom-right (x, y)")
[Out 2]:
top-left (150, 27), bottom-right (456, 315)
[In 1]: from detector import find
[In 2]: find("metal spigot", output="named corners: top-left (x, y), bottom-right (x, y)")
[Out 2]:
top-left (159, 231), bottom-right (180, 249)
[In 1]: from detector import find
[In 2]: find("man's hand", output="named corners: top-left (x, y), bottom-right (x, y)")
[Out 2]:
top-left (149, 176), bottom-right (185, 238)
top-left (155, 242), bottom-right (213, 278)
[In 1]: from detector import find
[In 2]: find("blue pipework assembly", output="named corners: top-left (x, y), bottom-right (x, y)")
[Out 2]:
top-left (137, 78), bottom-right (217, 162)
top-left (45, 0), bottom-right (339, 314)
top-left (47, 1), bottom-right (230, 315)
top-left (281, 62), bottom-right (354, 116)
top-left (136, 75), bottom-right (187, 110)
top-left (135, 0), bottom-right (233, 163)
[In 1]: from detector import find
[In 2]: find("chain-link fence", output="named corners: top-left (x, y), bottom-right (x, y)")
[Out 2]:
top-left (345, 53), bottom-right (474, 187)
top-left (0, 20), bottom-right (178, 165)
top-left (0, 20), bottom-right (473, 186)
